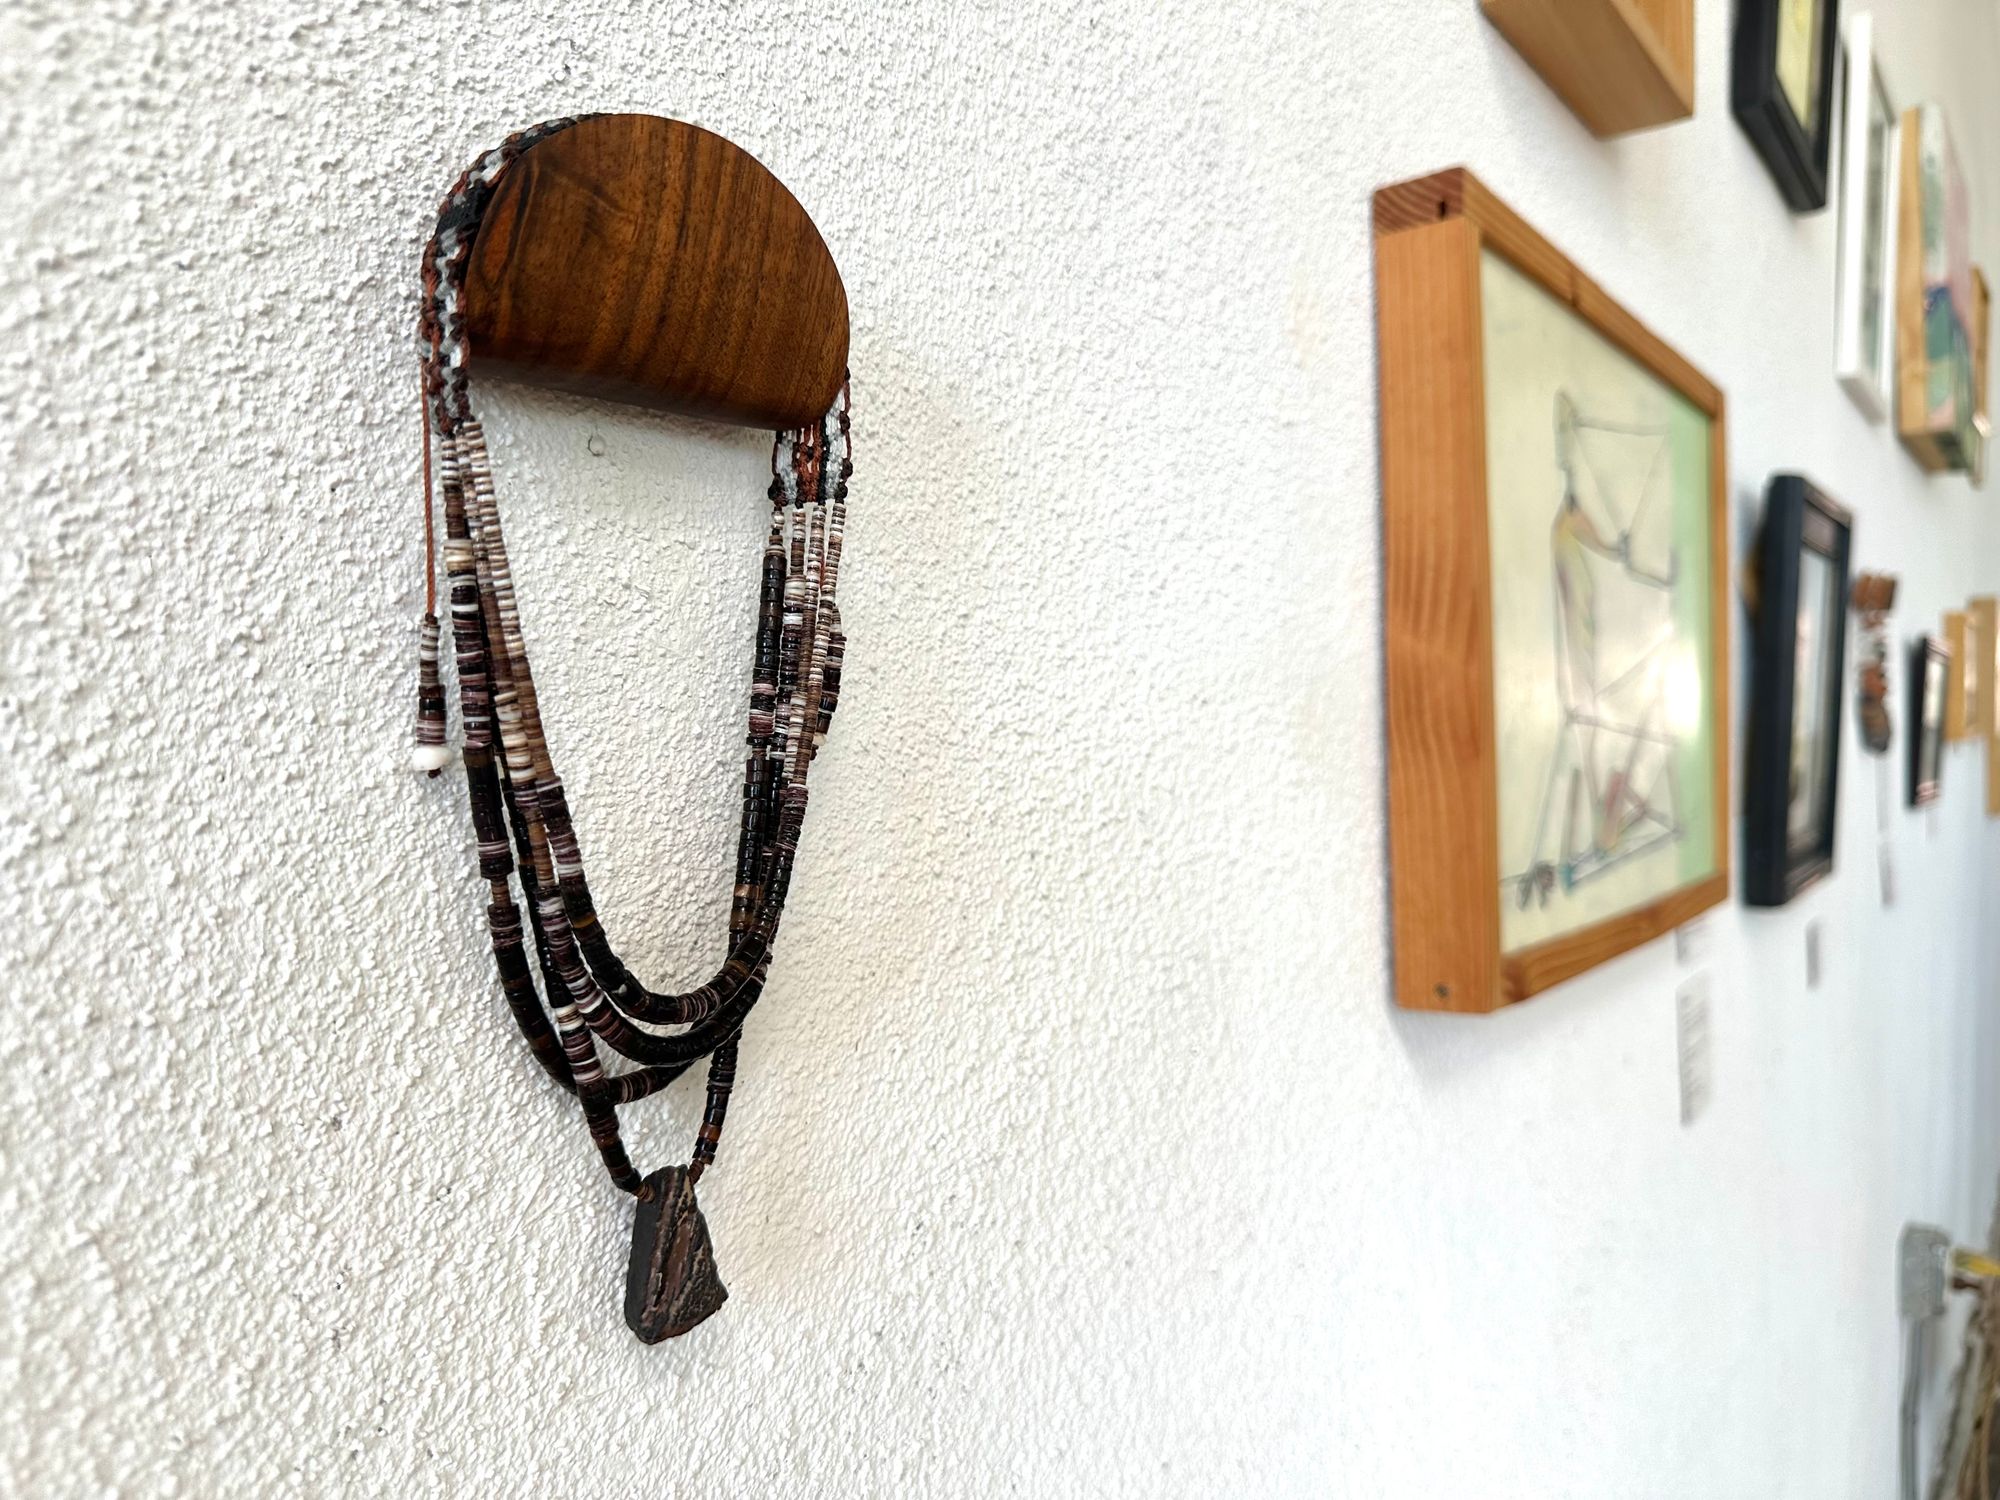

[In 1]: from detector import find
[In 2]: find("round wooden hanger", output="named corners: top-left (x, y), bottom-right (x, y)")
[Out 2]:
top-left (460, 114), bottom-right (849, 431)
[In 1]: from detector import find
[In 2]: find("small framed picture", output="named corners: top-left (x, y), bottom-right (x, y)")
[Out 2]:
top-left (1745, 476), bottom-right (1853, 906)
top-left (1732, 0), bottom-right (1840, 212)
top-left (1373, 168), bottom-right (1730, 1011)
top-left (1834, 14), bottom-right (1898, 419)
top-left (1910, 635), bottom-right (1948, 806)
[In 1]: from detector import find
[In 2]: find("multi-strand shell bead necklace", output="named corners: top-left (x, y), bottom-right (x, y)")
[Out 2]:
top-left (410, 120), bottom-right (848, 1341)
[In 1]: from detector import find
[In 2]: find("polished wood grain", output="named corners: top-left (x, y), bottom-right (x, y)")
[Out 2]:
top-left (1374, 167), bottom-right (1729, 1012)
top-left (1480, 0), bottom-right (1694, 139)
top-left (462, 114), bottom-right (849, 430)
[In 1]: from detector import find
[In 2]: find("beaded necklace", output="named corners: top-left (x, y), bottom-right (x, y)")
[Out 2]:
top-left (410, 120), bottom-right (849, 1341)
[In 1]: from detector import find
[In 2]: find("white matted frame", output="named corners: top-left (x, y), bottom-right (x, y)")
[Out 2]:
top-left (1835, 12), bottom-right (1898, 420)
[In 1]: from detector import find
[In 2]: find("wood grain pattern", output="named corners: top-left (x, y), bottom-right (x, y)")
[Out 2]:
top-left (1944, 609), bottom-right (1972, 741)
top-left (1374, 167), bottom-right (1728, 1012)
top-left (1479, 0), bottom-right (1694, 139)
top-left (462, 114), bottom-right (849, 430)
top-left (1376, 216), bottom-right (1501, 1013)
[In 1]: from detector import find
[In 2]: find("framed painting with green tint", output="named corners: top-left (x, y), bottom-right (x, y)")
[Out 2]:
top-left (1373, 168), bottom-right (1731, 1012)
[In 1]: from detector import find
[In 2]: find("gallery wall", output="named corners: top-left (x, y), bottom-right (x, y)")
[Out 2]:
top-left (4, 0), bottom-right (2000, 1494)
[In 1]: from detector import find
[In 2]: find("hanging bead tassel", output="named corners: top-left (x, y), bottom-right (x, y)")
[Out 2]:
top-left (412, 610), bottom-right (451, 774)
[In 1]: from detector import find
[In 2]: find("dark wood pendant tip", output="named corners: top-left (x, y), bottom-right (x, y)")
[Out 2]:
top-left (625, 1166), bottom-right (728, 1342)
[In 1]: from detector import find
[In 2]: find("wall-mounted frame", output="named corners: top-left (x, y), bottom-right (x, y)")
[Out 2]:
top-left (1943, 609), bottom-right (1974, 740)
top-left (1374, 168), bottom-right (1729, 1013)
top-left (1745, 476), bottom-right (1853, 906)
top-left (1732, 0), bottom-right (1839, 211)
top-left (1478, 0), bottom-right (1694, 139)
top-left (1910, 635), bottom-right (1948, 806)
top-left (1834, 13), bottom-right (1898, 420)
top-left (1970, 596), bottom-right (1998, 741)
top-left (1897, 105), bottom-right (1979, 471)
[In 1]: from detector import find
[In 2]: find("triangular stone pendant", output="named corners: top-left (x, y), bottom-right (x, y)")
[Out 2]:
top-left (624, 1166), bottom-right (728, 1342)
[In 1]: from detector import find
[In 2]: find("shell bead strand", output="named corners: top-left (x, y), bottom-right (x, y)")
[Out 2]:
top-left (408, 121), bottom-right (851, 1341)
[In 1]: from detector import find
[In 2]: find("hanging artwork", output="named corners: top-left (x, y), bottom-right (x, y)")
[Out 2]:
top-left (1896, 105), bottom-right (1979, 472)
top-left (1744, 476), bottom-right (1853, 906)
top-left (1478, 0), bottom-right (1695, 139)
top-left (1851, 573), bottom-right (1896, 754)
top-left (1374, 168), bottom-right (1729, 1012)
top-left (1732, 0), bottom-right (1840, 211)
top-left (1834, 14), bottom-right (1898, 420)
top-left (1911, 636), bottom-right (1948, 807)
top-left (1943, 609), bottom-right (1975, 741)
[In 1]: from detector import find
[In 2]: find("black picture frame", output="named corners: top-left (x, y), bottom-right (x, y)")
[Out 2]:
top-left (1745, 475), bottom-right (1854, 906)
top-left (1732, 0), bottom-right (1842, 212)
top-left (1910, 635), bottom-right (1948, 806)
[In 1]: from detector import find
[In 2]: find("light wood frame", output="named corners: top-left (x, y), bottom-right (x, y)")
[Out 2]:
top-left (1970, 597), bottom-right (1998, 741)
top-left (1373, 167), bottom-right (1730, 1013)
top-left (1944, 609), bottom-right (1974, 741)
top-left (1897, 106), bottom-right (1978, 473)
top-left (1479, 0), bottom-right (1694, 139)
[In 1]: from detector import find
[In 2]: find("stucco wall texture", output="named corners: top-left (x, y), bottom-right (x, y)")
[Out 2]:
top-left (8, 0), bottom-right (2000, 1494)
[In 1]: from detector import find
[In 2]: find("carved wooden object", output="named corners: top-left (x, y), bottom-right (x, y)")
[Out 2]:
top-left (462, 114), bottom-right (849, 430)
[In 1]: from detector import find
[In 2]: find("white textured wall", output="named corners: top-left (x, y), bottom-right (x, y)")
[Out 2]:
top-left (6, 1), bottom-right (2000, 1494)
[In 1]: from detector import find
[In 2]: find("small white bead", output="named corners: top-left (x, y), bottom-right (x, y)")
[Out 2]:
top-left (411, 744), bottom-right (453, 773)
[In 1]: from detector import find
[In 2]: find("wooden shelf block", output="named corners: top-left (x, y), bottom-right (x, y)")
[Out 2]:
top-left (1481, 0), bottom-right (1695, 139)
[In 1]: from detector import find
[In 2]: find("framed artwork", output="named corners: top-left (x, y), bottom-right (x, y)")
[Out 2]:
top-left (1374, 168), bottom-right (1729, 1012)
top-left (1850, 572), bottom-right (1895, 753)
top-left (1943, 609), bottom-right (1974, 741)
top-left (1479, 0), bottom-right (1694, 139)
top-left (1745, 476), bottom-right (1853, 906)
top-left (1834, 14), bottom-right (1898, 420)
top-left (1910, 636), bottom-right (1947, 806)
top-left (1971, 596), bottom-right (1998, 740)
top-left (1732, 0), bottom-right (1840, 211)
top-left (1896, 105), bottom-right (1979, 471)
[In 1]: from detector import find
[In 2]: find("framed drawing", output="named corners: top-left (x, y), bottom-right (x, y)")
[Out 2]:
top-left (1744, 476), bottom-right (1853, 906)
top-left (1732, 0), bottom-right (1839, 211)
top-left (1834, 14), bottom-right (1898, 419)
top-left (1479, 0), bottom-right (1694, 139)
top-left (1897, 105), bottom-right (1979, 471)
top-left (1944, 609), bottom-right (1974, 741)
top-left (1910, 636), bottom-right (1947, 806)
top-left (1373, 168), bottom-right (1729, 1012)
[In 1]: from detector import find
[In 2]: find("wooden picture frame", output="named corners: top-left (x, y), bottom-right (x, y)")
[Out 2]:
top-left (1910, 635), bottom-right (1948, 806)
top-left (1897, 106), bottom-right (1979, 472)
top-left (1834, 13), bottom-right (1899, 420)
top-left (1744, 476), bottom-right (1853, 906)
top-left (1374, 167), bottom-right (1730, 1013)
top-left (1479, 0), bottom-right (1695, 139)
top-left (1971, 597), bottom-right (1998, 741)
top-left (1732, 0), bottom-right (1840, 211)
top-left (1943, 609), bottom-right (1974, 741)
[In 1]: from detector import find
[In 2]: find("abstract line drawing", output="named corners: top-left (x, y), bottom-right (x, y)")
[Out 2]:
top-left (1507, 391), bottom-right (1684, 911)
